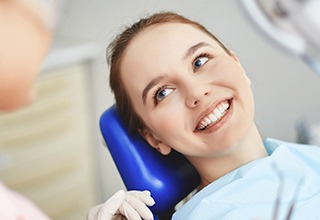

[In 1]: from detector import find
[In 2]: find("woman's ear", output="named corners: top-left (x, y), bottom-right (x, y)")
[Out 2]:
top-left (139, 129), bottom-right (172, 155)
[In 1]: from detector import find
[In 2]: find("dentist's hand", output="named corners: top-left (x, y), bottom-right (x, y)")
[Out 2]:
top-left (87, 190), bottom-right (155, 220)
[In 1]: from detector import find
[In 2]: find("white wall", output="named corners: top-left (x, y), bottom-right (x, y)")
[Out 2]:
top-left (55, 0), bottom-right (320, 200)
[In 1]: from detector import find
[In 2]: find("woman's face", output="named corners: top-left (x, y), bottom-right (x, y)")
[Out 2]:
top-left (0, 1), bottom-right (51, 111)
top-left (120, 23), bottom-right (255, 159)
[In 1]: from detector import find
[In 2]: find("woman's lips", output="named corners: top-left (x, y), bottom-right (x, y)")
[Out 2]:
top-left (195, 99), bottom-right (232, 133)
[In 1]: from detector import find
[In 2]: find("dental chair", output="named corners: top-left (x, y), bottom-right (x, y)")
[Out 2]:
top-left (100, 105), bottom-right (200, 220)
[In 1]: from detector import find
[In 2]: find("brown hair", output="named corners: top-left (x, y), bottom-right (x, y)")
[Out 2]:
top-left (107, 11), bottom-right (230, 134)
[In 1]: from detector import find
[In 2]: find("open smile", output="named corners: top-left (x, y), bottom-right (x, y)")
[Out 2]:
top-left (195, 99), bottom-right (232, 132)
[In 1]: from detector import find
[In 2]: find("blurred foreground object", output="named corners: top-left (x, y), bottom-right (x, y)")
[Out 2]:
top-left (18, 0), bottom-right (65, 31)
top-left (239, 0), bottom-right (320, 75)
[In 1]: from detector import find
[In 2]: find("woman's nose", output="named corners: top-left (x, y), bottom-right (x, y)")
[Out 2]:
top-left (185, 86), bottom-right (210, 108)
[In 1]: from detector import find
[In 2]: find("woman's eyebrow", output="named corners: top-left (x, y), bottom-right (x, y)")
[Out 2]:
top-left (184, 41), bottom-right (211, 59)
top-left (142, 75), bottom-right (166, 105)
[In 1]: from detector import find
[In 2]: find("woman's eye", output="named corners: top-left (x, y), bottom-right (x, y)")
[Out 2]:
top-left (156, 88), bottom-right (174, 101)
top-left (193, 56), bottom-right (209, 70)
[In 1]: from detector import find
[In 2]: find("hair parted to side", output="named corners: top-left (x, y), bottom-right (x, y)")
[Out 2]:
top-left (107, 11), bottom-right (231, 134)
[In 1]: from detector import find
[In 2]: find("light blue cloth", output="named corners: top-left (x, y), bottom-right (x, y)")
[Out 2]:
top-left (172, 138), bottom-right (320, 220)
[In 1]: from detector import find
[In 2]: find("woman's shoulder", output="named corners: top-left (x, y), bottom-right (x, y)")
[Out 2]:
top-left (264, 138), bottom-right (320, 176)
top-left (264, 137), bottom-right (320, 154)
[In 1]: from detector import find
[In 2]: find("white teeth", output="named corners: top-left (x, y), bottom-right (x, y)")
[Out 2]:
top-left (208, 113), bottom-right (218, 123)
top-left (196, 100), bottom-right (230, 131)
top-left (223, 102), bottom-right (229, 110)
top-left (218, 105), bottom-right (224, 112)
top-left (214, 108), bottom-right (222, 118)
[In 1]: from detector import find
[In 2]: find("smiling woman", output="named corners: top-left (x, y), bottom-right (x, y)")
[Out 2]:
top-left (88, 11), bottom-right (320, 220)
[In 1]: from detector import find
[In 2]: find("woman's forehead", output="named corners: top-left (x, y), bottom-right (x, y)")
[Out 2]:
top-left (122, 23), bottom-right (222, 65)
top-left (136, 23), bottom-right (217, 48)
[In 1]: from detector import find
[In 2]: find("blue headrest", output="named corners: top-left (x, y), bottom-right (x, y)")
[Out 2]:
top-left (100, 105), bottom-right (200, 215)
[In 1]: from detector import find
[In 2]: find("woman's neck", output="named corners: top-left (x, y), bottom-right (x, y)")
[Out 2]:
top-left (190, 124), bottom-right (267, 190)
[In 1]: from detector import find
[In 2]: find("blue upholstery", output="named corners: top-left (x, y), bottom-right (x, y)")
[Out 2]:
top-left (100, 105), bottom-right (200, 216)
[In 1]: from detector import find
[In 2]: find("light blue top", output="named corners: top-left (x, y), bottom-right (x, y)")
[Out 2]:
top-left (172, 138), bottom-right (320, 220)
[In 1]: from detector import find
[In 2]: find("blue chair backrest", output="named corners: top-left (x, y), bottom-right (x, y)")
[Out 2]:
top-left (100, 105), bottom-right (200, 216)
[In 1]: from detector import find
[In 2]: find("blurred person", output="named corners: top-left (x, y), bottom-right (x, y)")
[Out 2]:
top-left (0, 0), bottom-right (52, 111)
top-left (0, 1), bottom-right (154, 219)
top-left (0, 0), bottom-right (53, 219)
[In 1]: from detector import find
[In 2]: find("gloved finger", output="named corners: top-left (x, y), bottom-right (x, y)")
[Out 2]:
top-left (127, 190), bottom-right (155, 206)
top-left (96, 190), bottom-right (126, 220)
top-left (119, 200), bottom-right (143, 220)
top-left (87, 204), bottom-right (103, 220)
top-left (125, 193), bottom-right (154, 220)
